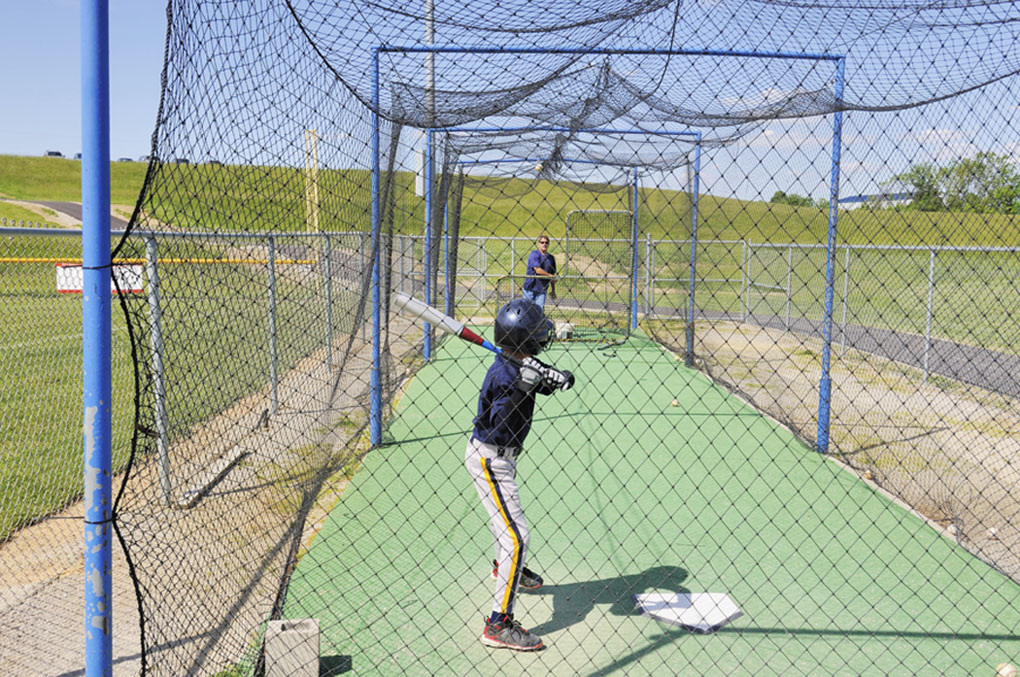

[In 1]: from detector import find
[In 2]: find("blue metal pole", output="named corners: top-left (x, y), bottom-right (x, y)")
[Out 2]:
top-left (82, 1), bottom-right (112, 674)
top-left (630, 167), bottom-right (639, 330)
top-left (424, 129), bottom-right (433, 360)
top-left (444, 188), bottom-right (452, 317)
top-left (370, 48), bottom-right (382, 446)
top-left (443, 125), bottom-right (701, 137)
top-left (386, 45), bottom-right (843, 63)
top-left (686, 138), bottom-right (702, 367)
top-left (816, 57), bottom-right (846, 454)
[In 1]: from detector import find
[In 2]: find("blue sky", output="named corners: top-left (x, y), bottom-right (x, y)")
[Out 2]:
top-left (0, 2), bottom-right (1013, 203)
top-left (0, 2), bottom-right (168, 159)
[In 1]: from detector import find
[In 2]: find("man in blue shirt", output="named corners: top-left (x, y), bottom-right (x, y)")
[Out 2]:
top-left (522, 235), bottom-right (556, 312)
top-left (465, 298), bottom-right (575, 651)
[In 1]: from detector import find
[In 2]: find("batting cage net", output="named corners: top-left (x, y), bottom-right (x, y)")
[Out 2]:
top-left (4, 0), bottom-right (1020, 674)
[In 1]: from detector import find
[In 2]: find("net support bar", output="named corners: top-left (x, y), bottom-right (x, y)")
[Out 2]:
top-left (424, 129), bottom-right (435, 361)
top-left (631, 167), bottom-right (640, 330)
top-left (815, 56), bottom-right (847, 454)
top-left (82, 0), bottom-right (113, 673)
top-left (370, 47), bottom-right (383, 446)
top-left (686, 139), bottom-right (702, 366)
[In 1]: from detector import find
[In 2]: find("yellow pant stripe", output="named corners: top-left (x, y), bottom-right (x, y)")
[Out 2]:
top-left (482, 457), bottom-right (521, 613)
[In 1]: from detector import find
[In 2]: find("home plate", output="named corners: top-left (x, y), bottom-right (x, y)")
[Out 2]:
top-left (633, 592), bottom-right (742, 633)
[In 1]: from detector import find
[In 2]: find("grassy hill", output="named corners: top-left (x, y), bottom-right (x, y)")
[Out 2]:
top-left (3, 151), bottom-right (1019, 539)
top-left (0, 155), bottom-right (148, 204)
top-left (3, 153), bottom-right (1019, 247)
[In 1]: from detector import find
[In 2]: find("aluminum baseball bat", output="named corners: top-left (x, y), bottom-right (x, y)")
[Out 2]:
top-left (393, 292), bottom-right (504, 357)
top-left (392, 293), bottom-right (574, 389)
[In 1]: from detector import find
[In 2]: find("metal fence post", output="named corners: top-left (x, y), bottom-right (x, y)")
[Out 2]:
top-left (324, 236), bottom-right (333, 374)
top-left (645, 233), bottom-right (651, 316)
top-left (145, 236), bottom-right (172, 506)
top-left (511, 237), bottom-right (515, 279)
top-left (785, 244), bottom-right (793, 330)
top-left (268, 236), bottom-right (279, 415)
top-left (923, 248), bottom-right (935, 383)
top-left (397, 234), bottom-right (405, 295)
top-left (742, 239), bottom-right (751, 322)
top-left (840, 246), bottom-right (850, 356)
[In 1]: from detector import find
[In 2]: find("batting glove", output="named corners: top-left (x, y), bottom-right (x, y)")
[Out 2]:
top-left (523, 357), bottom-right (575, 391)
top-left (516, 359), bottom-right (544, 393)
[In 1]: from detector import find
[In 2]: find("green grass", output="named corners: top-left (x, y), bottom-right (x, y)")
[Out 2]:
top-left (0, 201), bottom-right (62, 227)
top-left (0, 257), bottom-right (135, 539)
top-left (3, 152), bottom-right (1020, 539)
top-left (0, 234), bottom-right (335, 541)
top-left (5, 152), bottom-right (1020, 246)
top-left (0, 155), bottom-right (148, 204)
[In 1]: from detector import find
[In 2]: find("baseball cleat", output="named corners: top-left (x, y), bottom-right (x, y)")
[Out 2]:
top-left (481, 614), bottom-right (543, 651)
top-left (491, 559), bottom-right (544, 590)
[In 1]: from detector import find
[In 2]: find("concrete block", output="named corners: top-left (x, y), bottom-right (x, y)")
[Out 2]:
top-left (265, 618), bottom-right (319, 677)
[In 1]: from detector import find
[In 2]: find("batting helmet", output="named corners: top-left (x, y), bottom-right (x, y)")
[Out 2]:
top-left (494, 299), bottom-right (553, 355)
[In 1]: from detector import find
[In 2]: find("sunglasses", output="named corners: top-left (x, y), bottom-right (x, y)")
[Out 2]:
top-left (539, 240), bottom-right (549, 244)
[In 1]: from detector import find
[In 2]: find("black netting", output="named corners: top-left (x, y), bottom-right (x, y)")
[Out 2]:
top-left (6, 0), bottom-right (1020, 675)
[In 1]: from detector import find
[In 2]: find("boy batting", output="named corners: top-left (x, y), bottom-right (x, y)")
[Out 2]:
top-left (465, 298), bottom-right (575, 651)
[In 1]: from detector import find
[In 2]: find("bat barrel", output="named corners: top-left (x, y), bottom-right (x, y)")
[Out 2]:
top-left (392, 292), bottom-right (505, 358)
top-left (393, 292), bottom-right (465, 336)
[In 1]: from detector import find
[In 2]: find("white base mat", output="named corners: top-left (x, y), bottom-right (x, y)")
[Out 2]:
top-left (634, 592), bottom-right (742, 633)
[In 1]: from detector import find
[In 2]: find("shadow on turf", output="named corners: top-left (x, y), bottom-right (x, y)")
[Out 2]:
top-left (525, 564), bottom-right (689, 637)
top-left (319, 654), bottom-right (353, 675)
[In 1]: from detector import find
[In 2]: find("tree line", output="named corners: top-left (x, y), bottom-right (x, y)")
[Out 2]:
top-left (886, 151), bottom-right (1020, 214)
top-left (770, 152), bottom-right (1020, 214)
top-left (769, 191), bottom-right (829, 211)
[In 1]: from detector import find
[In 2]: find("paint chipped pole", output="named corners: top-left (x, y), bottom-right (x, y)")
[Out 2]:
top-left (83, 0), bottom-right (113, 674)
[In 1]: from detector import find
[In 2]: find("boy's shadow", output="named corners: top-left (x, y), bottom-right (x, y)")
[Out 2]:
top-left (525, 565), bottom-right (688, 636)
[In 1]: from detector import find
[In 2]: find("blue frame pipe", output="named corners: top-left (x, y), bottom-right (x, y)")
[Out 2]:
top-left (686, 139), bottom-right (702, 366)
top-left (384, 45), bottom-right (842, 62)
top-left (630, 167), bottom-right (640, 329)
top-left (82, 1), bottom-right (113, 674)
top-left (442, 127), bottom-right (705, 341)
top-left (444, 188), bottom-right (452, 317)
top-left (370, 47), bottom-right (382, 446)
top-left (424, 129), bottom-right (434, 360)
top-left (816, 57), bottom-right (846, 454)
top-left (443, 125), bottom-right (701, 138)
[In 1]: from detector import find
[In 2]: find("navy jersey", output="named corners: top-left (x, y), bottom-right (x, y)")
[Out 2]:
top-left (472, 354), bottom-right (555, 448)
top-left (523, 250), bottom-right (556, 294)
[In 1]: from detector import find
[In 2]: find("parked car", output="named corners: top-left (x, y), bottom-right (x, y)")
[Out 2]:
top-left (138, 155), bottom-right (151, 162)
top-left (74, 153), bottom-right (82, 160)
top-left (116, 157), bottom-right (133, 162)
top-left (173, 157), bottom-right (190, 164)
top-left (207, 159), bottom-right (223, 166)
top-left (44, 150), bottom-right (63, 158)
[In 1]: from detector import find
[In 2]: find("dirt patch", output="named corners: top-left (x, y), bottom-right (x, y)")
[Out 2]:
top-left (693, 320), bottom-right (1020, 581)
